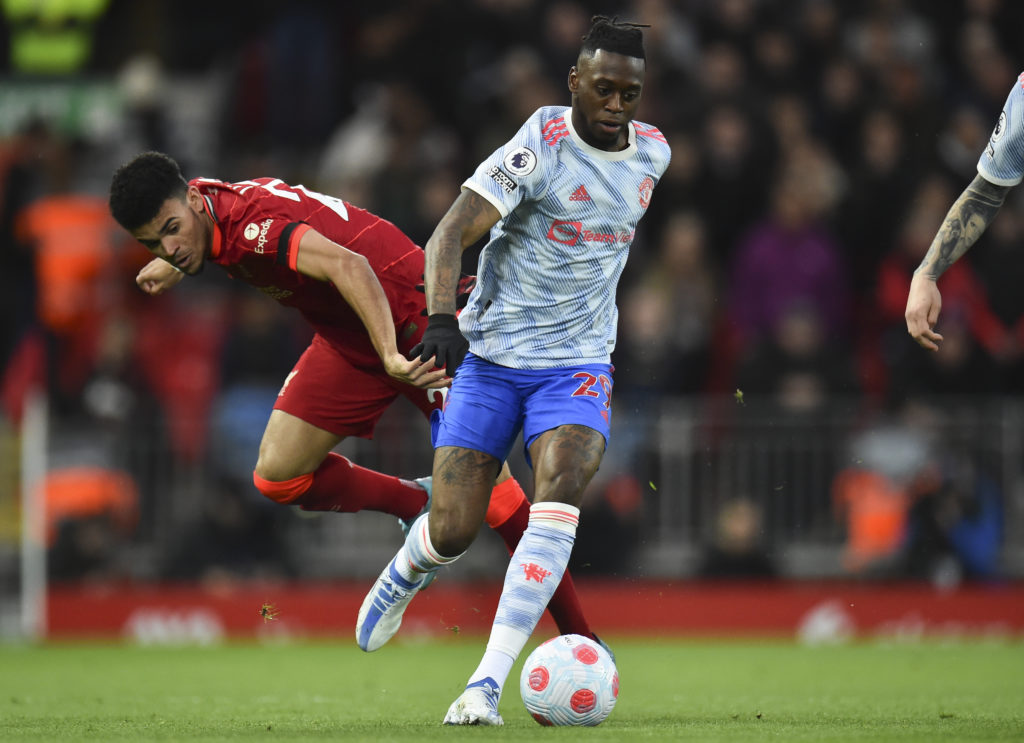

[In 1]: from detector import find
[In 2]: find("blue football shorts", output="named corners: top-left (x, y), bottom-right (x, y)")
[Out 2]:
top-left (431, 353), bottom-right (613, 466)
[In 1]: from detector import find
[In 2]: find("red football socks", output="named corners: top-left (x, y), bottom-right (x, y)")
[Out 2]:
top-left (290, 453), bottom-right (427, 519)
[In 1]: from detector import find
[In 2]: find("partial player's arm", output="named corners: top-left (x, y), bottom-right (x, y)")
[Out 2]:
top-left (905, 174), bottom-right (1011, 350)
top-left (424, 190), bottom-right (501, 314)
top-left (136, 257), bottom-right (185, 295)
top-left (294, 228), bottom-right (449, 389)
top-left (414, 190), bottom-right (502, 375)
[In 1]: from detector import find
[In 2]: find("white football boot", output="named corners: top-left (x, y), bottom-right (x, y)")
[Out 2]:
top-left (355, 557), bottom-right (424, 652)
top-left (443, 677), bottom-right (504, 726)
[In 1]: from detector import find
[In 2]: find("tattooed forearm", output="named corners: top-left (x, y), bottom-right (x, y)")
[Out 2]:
top-left (423, 190), bottom-right (499, 314)
top-left (915, 174), bottom-right (1010, 280)
top-left (424, 222), bottom-right (465, 315)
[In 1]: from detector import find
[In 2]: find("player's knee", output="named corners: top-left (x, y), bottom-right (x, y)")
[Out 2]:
top-left (429, 507), bottom-right (479, 557)
top-left (431, 530), bottom-right (474, 559)
top-left (252, 445), bottom-right (307, 484)
top-left (533, 464), bottom-right (594, 508)
top-left (252, 469), bottom-right (313, 505)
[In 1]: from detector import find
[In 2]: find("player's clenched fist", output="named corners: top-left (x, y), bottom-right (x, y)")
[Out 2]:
top-left (136, 257), bottom-right (185, 296)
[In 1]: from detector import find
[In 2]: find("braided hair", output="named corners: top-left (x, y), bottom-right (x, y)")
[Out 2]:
top-left (579, 15), bottom-right (648, 61)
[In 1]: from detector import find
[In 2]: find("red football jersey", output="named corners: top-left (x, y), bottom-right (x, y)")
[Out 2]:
top-left (193, 177), bottom-right (426, 368)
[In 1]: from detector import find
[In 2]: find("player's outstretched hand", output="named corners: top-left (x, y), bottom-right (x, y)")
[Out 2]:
top-left (136, 258), bottom-right (185, 296)
top-left (383, 351), bottom-right (451, 389)
top-left (905, 272), bottom-right (944, 351)
top-left (410, 313), bottom-right (469, 377)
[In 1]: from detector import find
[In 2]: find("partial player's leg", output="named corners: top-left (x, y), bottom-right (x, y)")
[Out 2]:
top-left (401, 369), bottom-right (598, 640)
top-left (358, 354), bottom-right (519, 652)
top-left (356, 445), bottom-right (499, 652)
top-left (252, 410), bottom-right (428, 521)
top-left (446, 362), bottom-right (611, 725)
top-left (485, 472), bottom-right (596, 641)
top-left (447, 425), bottom-right (603, 725)
top-left (251, 334), bottom-right (429, 521)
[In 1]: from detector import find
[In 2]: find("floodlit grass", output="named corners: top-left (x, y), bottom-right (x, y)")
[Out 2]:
top-left (1, 638), bottom-right (1022, 741)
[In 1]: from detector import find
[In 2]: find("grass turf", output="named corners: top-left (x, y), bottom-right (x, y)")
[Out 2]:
top-left (0, 638), bottom-right (1021, 742)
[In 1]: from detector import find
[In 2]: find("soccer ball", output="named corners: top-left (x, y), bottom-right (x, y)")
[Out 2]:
top-left (519, 634), bottom-right (619, 726)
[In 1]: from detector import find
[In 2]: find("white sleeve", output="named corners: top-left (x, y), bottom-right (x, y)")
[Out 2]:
top-left (978, 74), bottom-right (1024, 187)
top-left (462, 110), bottom-right (554, 218)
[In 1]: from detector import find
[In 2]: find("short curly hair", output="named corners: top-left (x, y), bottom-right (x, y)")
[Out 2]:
top-left (109, 151), bottom-right (189, 231)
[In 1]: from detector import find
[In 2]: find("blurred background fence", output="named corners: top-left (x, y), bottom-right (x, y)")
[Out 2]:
top-left (2, 393), bottom-right (1020, 610)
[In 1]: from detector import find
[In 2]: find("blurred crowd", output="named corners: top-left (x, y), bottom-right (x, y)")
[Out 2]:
top-left (0, 0), bottom-right (1020, 584)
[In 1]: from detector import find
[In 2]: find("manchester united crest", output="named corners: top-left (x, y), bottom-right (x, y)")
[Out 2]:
top-left (638, 177), bottom-right (654, 209)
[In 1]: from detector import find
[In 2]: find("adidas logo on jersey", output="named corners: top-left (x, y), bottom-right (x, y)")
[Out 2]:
top-left (569, 185), bottom-right (591, 202)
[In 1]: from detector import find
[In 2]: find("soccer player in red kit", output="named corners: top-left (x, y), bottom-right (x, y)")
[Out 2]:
top-left (108, 151), bottom-right (601, 642)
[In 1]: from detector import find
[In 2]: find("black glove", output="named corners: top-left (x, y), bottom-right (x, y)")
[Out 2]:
top-left (410, 313), bottom-right (469, 376)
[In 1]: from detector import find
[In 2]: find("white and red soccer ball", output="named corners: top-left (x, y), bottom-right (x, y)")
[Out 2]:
top-left (519, 633), bottom-right (619, 726)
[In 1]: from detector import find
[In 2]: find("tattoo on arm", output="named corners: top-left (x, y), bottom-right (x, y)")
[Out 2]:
top-left (424, 190), bottom-right (499, 314)
top-left (916, 174), bottom-right (1010, 280)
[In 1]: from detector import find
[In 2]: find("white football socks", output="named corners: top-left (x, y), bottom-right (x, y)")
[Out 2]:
top-left (467, 502), bottom-right (580, 692)
top-left (393, 513), bottom-right (462, 583)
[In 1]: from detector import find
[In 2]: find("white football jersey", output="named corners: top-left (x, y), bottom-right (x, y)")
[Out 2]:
top-left (978, 72), bottom-right (1024, 187)
top-left (459, 105), bottom-right (671, 369)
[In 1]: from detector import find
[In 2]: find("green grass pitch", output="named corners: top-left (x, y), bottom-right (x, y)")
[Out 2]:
top-left (1, 638), bottom-right (1022, 741)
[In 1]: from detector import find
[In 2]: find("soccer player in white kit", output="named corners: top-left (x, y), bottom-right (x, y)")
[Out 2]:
top-left (355, 16), bottom-right (671, 725)
top-left (906, 72), bottom-right (1024, 349)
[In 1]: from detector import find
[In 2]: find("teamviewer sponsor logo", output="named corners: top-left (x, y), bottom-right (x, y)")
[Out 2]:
top-left (547, 220), bottom-right (634, 246)
top-left (547, 219), bottom-right (582, 245)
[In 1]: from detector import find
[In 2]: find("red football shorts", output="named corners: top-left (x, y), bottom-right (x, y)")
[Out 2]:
top-left (273, 333), bottom-right (445, 439)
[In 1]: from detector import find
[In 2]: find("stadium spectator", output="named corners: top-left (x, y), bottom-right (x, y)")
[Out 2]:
top-left (0, 120), bottom-right (52, 375)
top-left (695, 497), bottom-right (778, 580)
top-left (45, 466), bottom-right (139, 582)
top-left (160, 476), bottom-right (294, 583)
top-left (831, 421), bottom-right (932, 577)
top-left (725, 149), bottom-right (850, 358)
top-left (0, 120), bottom-right (57, 425)
top-left (836, 107), bottom-right (916, 299)
top-left (899, 449), bottom-right (1003, 587)
top-left (967, 190), bottom-right (1024, 392)
top-left (107, 151), bottom-right (605, 644)
top-left (693, 100), bottom-right (774, 267)
top-left (813, 54), bottom-right (869, 172)
top-left (209, 287), bottom-right (309, 490)
top-left (735, 300), bottom-right (860, 419)
top-left (614, 210), bottom-right (718, 398)
top-left (354, 16), bottom-right (669, 725)
top-left (570, 473), bottom-right (644, 577)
